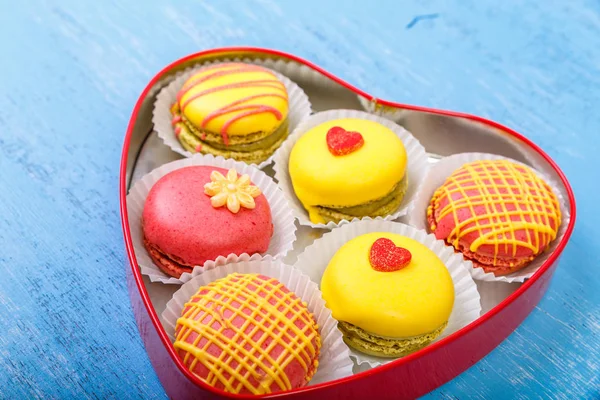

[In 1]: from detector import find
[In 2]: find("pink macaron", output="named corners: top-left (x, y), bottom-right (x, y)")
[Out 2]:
top-left (142, 166), bottom-right (273, 278)
top-left (174, 273), bottom-right (320, 394)
top-left (427, 159), bottom-right (561, 276)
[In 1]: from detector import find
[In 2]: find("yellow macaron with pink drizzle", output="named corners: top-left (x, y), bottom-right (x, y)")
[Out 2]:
top-left (170, 62), bottom-right (290, 164)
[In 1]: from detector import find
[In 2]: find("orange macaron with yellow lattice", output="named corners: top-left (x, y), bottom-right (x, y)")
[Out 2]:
top-left (173, 273), bottom-right (321, 395)
top-left (427, 159), bottom-right (561, 276)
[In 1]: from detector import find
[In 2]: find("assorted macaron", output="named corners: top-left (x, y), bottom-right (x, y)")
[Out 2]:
top-left (135, 68), bottom-right (566, 391)
top-left (320, 232), bottom-right (455, 357)
top-left (427, 159), bottom-right (562, 276)
top-left (170, 63), bottom-right (291, 165)
top-left (142, 165), bottom-right (273, 278)
top-left (173, 273), bottom-right (321, 395)
top-left (288, 118), bottom-right (409, 224)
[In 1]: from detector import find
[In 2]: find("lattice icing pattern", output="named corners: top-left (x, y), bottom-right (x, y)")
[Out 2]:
top-left (174, 273), bottom-right (321, 395)
top-left (427, 159), bottom-right (561, 268)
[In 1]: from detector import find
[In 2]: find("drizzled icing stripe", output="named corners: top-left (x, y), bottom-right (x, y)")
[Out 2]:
top-left (428, 159), bottom-right (561, 264)
top-left (176, 64), bottom-right (288, 145)
top-left (174, 273), bottom-right (320, 395)
top-left (180, 81), bottom-right (284, 112)
top-left (201, 93), bottom-right (288, 127)
top-left (176, 64), bottom-right (277, 102)
top-left (200, 94), bottom-right (287, 146)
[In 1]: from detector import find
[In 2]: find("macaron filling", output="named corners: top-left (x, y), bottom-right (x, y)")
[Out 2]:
top-left (179, 112), bottom-right (289, 147)
top-left (175, 114), bottom-right (289, 163)
top-left (143, 236), bottom-right (194, 277)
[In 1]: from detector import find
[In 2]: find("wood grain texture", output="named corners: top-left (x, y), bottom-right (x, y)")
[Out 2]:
top-left (0, 0), bottom-right (597, 398)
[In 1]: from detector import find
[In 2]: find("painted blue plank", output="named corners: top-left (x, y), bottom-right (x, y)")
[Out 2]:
top-left (0, 0), bottom-right (597, 398)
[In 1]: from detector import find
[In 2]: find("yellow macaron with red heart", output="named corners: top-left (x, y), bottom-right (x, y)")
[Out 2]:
top-left (321, 232), bottom-right (455, 357)
top-left (288, 119), bottom-right (408, 224)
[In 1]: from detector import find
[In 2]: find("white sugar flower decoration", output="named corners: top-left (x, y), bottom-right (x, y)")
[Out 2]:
top-left (203, 168), bottom-right (262, 214)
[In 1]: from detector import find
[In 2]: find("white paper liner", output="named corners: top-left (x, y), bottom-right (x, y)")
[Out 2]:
top-left (358, 96), bottom-right (408, 123)
top-left (292, 220), bottom-right (481, 368)
top-left (126, 154), bottom-right (297, 285)
top-left (476, 280), bottom-right (523, 315)
top-left (407, 152), bottom-right (571, 283)
top-left (160, 258), bottom-right (354, 387)
top-left (152, 58), bottom-right (312, 169)
top-left (273, 109), bottom-right (430, 229)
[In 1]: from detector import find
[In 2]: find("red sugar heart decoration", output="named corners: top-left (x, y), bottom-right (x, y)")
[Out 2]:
top-left (369, 238), bottom-right (412, 272)
top-left (326, 126), bottom-right (364, 156)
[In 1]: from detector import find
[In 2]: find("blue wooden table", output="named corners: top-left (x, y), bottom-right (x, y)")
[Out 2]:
top-left (1, 1), bottom-right (597, 398)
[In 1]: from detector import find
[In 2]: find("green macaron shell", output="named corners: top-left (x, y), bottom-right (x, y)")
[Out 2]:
top-left (176, 118), bottom-right (289, 164)
top-left (338, 320), bottom-right (448, 358)
top-left (315, 175), bottom-right (408, 224)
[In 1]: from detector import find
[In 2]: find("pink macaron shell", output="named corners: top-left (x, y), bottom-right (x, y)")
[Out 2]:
top-left (175, 275), bottom-right (318, 394)
top-left (431, 175), bottom-right (557, 260)
top-left (142, 166), bottom-right (273, 267)
top-left (427, 206), bottom-right (533, 275)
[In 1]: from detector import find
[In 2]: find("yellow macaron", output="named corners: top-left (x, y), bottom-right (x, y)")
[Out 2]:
top-left (289, 119), bottom-right (407, 224)
top-left (171, 62), bottom-right (290, 164)
top-left (321, 232), bottom-right (455, 357)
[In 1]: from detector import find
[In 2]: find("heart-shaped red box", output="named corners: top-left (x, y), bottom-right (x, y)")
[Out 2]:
top-left (120, 47), bottom-right (576, 400)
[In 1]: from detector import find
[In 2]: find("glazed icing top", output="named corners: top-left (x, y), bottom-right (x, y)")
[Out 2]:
top-left (142, 166), bottom-right (273, 266)
top-left (428, 159), bottom-right (561, 262)
top-left (174, 273), bottom-right (320, 395)
top-left (176, 63), bottom-right (289, 142)
top-left (288, 119), bottom-right (407, 223)
top-left (321, 232), bottom-right (454, 338)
